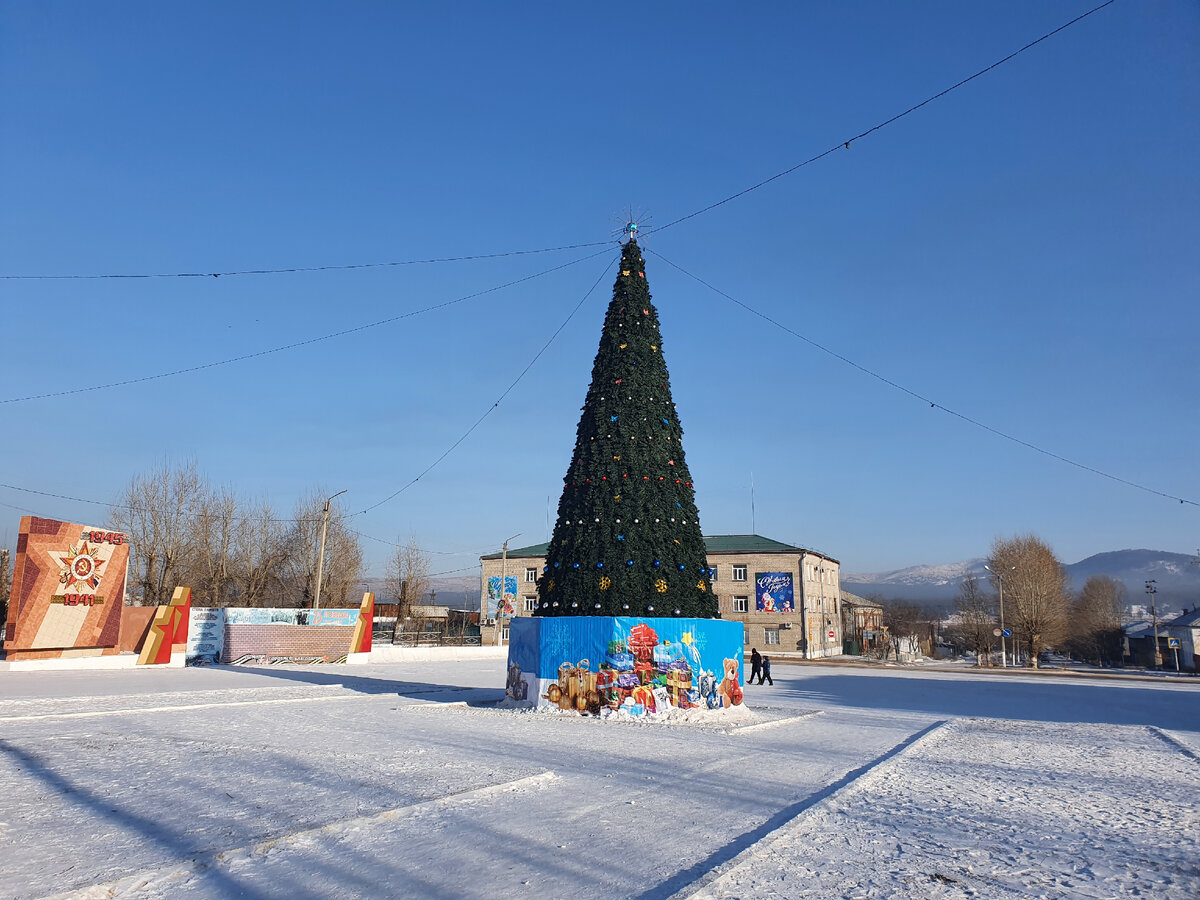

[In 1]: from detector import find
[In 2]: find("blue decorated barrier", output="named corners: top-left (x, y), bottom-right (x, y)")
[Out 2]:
top-left (505, 616), bottom-right (745, 715)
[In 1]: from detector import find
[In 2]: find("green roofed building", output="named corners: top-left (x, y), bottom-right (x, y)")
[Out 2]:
top-left (480, 534), bottom-right (843, 658)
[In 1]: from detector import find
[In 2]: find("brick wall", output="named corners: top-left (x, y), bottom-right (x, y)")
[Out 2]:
top-left (222, 623), bottom-right (355, 663)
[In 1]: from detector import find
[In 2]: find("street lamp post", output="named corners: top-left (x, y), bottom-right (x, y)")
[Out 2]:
top-left (494, 533), bottom-right (522, 646)
top-left (985, 564), bottom-right (1015, 668)
top-left (1146, 579), bottom-right (1162, 669)
top-left (313, 489), bottom-right (347, 610)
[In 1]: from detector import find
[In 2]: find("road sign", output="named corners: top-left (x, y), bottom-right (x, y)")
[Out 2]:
top-left (993, 628), bottom-right (1002, 637)
top-left (1002, 628), bottom-right (1012, 637)
top-left (828, 629), bottom-right (836, 639)
top-left (1167, 638), bottom-right (1181, 649)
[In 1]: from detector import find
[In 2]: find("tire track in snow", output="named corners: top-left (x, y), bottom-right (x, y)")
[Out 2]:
top-left (726, 710), bottom-right (823, 734)
top-left (38, 771), bottom-right (559, 900)
top-left (648, 718), bottom-right (952, 900)
top-left (0, 692), bottom-right (367, 722)
top-left (1148, 726), bottom-right (1200, 762)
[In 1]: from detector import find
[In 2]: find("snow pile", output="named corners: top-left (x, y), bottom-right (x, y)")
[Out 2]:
top-left (486, 695), bottom-right (767, 728)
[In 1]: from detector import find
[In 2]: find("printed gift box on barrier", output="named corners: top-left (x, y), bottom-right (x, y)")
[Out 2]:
top-left (505, 616), bottom-right (745, 716)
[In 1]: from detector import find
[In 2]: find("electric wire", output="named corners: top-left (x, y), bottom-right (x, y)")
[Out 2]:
top-left (1, 240), bottom-right (613, 280)
top-left (0, 481), bottom-right (482, 559)
top-left (0, 481), bottom-right (323, 524)
top-left (0, 4), bottom-right (1114, 282)
top-left (647, 247), bottom-right (1198, 509)
top-left (355, 256), bottom-right (618, 516)
top-left (647, 0), bottom-right (1117, 237)
top-left (0, 247), bottom-right (613, 404)
top-left (0, 255), bottom-right (617, 537)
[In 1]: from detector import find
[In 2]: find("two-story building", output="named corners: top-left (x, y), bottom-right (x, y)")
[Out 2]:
top-left (840, 590), bottom-right (884, 656)
top-left (480, 534), bottom-right (842, 658)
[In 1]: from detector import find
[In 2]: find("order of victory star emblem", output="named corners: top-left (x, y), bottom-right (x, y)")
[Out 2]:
top-left (53, 541), bottom-right (107, 592)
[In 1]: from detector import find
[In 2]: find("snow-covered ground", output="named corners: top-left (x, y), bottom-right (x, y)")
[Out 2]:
top-left (1, 660), bottom-right (1197, 899)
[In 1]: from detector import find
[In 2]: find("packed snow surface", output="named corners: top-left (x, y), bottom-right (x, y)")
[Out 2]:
top-left (1, 660), bottom-right (1197, 899)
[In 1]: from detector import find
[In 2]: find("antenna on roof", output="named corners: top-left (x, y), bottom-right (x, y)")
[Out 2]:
top-left (751, 472), bottom-right (756, 535)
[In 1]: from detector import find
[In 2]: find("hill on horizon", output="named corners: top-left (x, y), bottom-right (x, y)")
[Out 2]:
top-left (843, 548), bottom-right (1199, 611)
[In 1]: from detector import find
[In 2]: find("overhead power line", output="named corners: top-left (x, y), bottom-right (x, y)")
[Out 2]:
top-left (355, 256), bottom-right (617, 515)
top-left (0, 254), bottom-right (618, 533)
top-left (0, 247), bottom-right (613, 404)
top-left (0, 240), bottom-right (613, 281)
top-left (647, 0), bottom-right (1117, 236)
top-left (647, 248), bottom-right (1198, 509)
top-left (0, 480), bottom-right (327, 524)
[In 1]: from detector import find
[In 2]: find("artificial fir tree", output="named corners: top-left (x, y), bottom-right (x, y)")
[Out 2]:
top-left (537, 238), bottom-right (716, 618)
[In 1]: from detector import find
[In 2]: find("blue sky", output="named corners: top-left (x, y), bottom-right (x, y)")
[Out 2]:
top-left (2, 1), bottom-right (1197, 580)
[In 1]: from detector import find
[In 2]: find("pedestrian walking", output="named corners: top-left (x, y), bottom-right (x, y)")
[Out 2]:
top-left (758, 654), bottom-right (773, 685)
top-left (749, 648), bottom-right (762, 685)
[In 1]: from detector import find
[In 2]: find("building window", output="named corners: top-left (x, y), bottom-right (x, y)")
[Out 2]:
top-left (732, 565), bottom-right (747, 582)
top-left (525, 567), bottom-right (538, 583)
top-left (524, 596), bottom-right (537, 613)
top-left (710, 566), bottom-right (717, 581)
top-left (764, 628), bottom-right (780, 646)
top-left (733, 596), bottom-right (748, 613)
top-left (501, 624), bottom-right (510, 642)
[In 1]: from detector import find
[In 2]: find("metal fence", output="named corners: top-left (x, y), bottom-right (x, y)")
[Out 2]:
top-left (371, 628), bottom-right (481, 647)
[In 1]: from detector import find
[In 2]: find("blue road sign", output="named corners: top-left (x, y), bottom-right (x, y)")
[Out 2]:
top-left (1002, 628), bottom-right (1012, 637)
top-left (1167, 638), bottom-right (1181, 649)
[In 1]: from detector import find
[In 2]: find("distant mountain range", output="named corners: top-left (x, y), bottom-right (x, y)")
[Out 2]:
top-left (362, 575), bottom-right (479, 610)
top-left (844, 549), bottom-right (1200, 611)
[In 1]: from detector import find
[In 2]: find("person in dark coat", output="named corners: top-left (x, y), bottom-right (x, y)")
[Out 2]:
top-left (758, 654), bottom-right (773, 685)
top-left (749, 648), bottom-right (762, 685)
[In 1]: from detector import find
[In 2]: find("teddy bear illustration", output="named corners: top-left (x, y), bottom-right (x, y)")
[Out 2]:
top-left (717, 657), bottom-right (744, 708)
top-left (505, 662), bottom-right (528, 701)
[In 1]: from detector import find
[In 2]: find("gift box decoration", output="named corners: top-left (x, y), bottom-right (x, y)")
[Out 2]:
top-left (629, 623), bottom-right (659, 664)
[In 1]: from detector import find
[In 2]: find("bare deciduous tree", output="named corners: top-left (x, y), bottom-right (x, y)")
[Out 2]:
top-left (954, 573), bottom-right (997, 665)
top-left (280, 490), bottom-right (363, 608)
top-left (112, 465), bottom-right (363, 608)
top-left (389, 536), bottom-right (431, 623)
top-left (1066, 575), bottom-right (1126, 666)
top-left (230, 498), bottom-right (287, 607)
top-left (880, 599), bottom-right (923, 661)
top-left (989, 534), bottom-right (1068, 668)
top-left (112, 461), bottom-right (206, 606)
top-left (191, 485), bottom-right (238, 607)
top-left (1, 547), bottom-right (11, 634)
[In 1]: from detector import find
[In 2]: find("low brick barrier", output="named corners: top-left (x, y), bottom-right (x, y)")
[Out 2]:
top-left (222, 623), bottom-right (356, 664)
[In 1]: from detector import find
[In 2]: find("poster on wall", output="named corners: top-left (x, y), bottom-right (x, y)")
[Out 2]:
top-left (506, 616), bottom-right (745, 715)
top-left (3, 517), bottom-right (130, 657)
top-left (755, 572), bottom-right (794, 612)
top-left (186, 607), bottom-right (225, 664)
top-left (487, 576), bottom-right (518, 617)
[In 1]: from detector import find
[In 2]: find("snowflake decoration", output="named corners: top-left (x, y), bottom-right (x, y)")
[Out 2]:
top-left (654, 578), bottom-right (669, 594)
top-left (599, 576), bottom-right (611, 591)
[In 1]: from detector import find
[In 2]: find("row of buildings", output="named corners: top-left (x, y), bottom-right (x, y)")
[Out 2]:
top-left (1126, 607), bottom-right (1200, 672)
top-left (479, 533), bottom-right (883, 658)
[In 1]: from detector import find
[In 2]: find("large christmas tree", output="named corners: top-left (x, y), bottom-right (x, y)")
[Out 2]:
top-left (537, 238), bottom-right (716, 618)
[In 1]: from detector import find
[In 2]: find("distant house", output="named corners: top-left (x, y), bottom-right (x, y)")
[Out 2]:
top-left (1124, 607), bottom-right (1200, 671)
top-left (840, 591), bottom-right (884, 656)
top-left (1164, 607), bottom-right (1200, 672)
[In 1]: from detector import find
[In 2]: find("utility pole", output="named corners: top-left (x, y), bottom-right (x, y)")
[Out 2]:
top-left (985, 564), bottom-right (1014, 668)
top-left (494, 533), bottom-right (521, 646)
top-left (313, 489), bottom-right (347, 610)
top-left (1146, 579), bottom-right (1161, 669)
